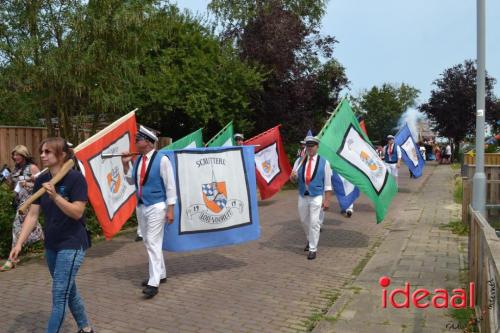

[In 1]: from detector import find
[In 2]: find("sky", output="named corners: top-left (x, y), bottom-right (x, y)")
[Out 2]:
top-left (174, 0), bottom-right (500, 105)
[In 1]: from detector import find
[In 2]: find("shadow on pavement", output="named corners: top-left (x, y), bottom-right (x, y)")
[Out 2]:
top-left (96, 252), bottom-right (247, 285)
top-left (6, 310), bottom-right (72, 333)
top-left (85, 234), bottom-right (132, 258)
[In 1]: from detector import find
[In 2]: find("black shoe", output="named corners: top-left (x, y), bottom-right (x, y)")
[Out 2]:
top-left (304, 243), bottom-right (309, 252)
top-left (143, 285), bottom-right (159, 298)
top-left (77, 329), bottom-right (94, 333)
top-left (135, 236), bottom-right (143, 242)
top-left (141, 277), bottom-right (167, 287)
top-left (307, 251), bottom-right (316, 260)
top-left (346, 210), bottom-right (352, 218)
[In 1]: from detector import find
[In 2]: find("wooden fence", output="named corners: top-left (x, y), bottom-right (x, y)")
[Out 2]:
top-left (462, 178), bottom-right (500, 227)
top-left (469, 207), bottom-right (500, 333)
top-left (1, 126), bottom-right (171, 169)
top-left (464, 153), bottom-right (500, 166)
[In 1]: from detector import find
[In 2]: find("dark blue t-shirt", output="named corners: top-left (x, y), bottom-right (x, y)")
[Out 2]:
top-left (33, 169), bottom-right (89, 251)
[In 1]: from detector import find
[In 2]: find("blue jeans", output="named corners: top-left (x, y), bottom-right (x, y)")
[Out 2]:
top-left (45, 249), bottom-right (89, 333)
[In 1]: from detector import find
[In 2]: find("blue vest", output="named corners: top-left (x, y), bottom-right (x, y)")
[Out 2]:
top-left (132, 151), bottom-right (166, 206)
top-left (298, 155), bottom-right (326, 197)
top-left (384, 145), bottom-right (398, 163)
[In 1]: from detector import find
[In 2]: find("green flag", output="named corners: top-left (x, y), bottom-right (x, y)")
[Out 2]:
top-left (205, 121), bottom-right (234, 147)
top-left (164, 128), bottom-right (203, 150)
top-left (317, 99), bottom-right (397, 223)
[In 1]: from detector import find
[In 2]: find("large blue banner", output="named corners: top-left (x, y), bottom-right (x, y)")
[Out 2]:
top-left (395, 123), bottom-right (425, 178)
top-left (160, 146), bottom-right (260, 252)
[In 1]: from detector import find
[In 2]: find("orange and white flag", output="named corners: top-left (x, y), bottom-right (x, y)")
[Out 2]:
top-left (75, 111), bottom-right (138, 239)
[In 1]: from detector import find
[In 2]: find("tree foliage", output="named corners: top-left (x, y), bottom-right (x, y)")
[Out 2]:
top-left (358, 83), bottom-right (420, 144)
top-left (419, 60), bottom-right (498, 143)
top-left (209, 0), bottom-right (349, 142)
top-left (0, 1), bottom-right (263, 143)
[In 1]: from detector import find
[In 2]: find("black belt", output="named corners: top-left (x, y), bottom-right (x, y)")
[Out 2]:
top-left (386, 161), bottom-right (397, 164)
top-left (304, 191), bottom-right (310, 196)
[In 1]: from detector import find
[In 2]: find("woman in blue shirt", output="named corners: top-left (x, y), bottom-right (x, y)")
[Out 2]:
top-left (9, 137), bottom-right (93, 333)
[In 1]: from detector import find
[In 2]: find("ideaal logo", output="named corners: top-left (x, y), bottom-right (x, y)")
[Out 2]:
top-left (187, 157), bottom-right (244, 225)
top-left (379, 276), bottom-right (475, 309)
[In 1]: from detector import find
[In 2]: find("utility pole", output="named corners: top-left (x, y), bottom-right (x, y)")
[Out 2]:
top-left (472, 0), bottom-right (486, 216)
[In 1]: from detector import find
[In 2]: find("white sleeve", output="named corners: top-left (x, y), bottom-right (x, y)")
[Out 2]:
top-left (397, 146), bottom-right (402, 159)
top-left (292, 158), bottom-right (301, 172)
top-left (324, 161), bottom-right (332, 192)
top-left (160, 155), bottom-right (177, 205)
top-left (124, 161), bottom-right (134, 185)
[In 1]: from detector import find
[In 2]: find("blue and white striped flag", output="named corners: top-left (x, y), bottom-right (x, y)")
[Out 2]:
top-left (331, 170), bottom-right (360, 211)
top-left (395, 123), bottom-right (425, 178)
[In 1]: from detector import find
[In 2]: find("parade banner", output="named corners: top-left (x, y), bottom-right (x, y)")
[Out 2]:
top-left (317, 100), bottom-right (397, 223)
top-left (161, 146), bottom-right (260, 252)
top-left (74, 111), bottom-right (137, 239)
top-left (206, 121), bottom-right (234, 147)
top-left (331, 170), bottom-right (360, 212)
top-left (395, 123), bottom-right (425, 178)
top-left (164, 128), bottom-right (203, 150)
top-left (244, 125), bottom-right (292, 200)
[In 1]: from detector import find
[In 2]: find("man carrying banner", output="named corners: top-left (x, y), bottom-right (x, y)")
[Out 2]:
top-left (122, 125), bottom-right (177, 299)
top-left (383, 135), bottom-right (402, 185)
top-left (290, 136), bottom-right (332, 260)
top-left (234, 133), bottom-right (244, 146)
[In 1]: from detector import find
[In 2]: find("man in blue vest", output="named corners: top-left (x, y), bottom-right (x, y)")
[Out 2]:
top-left (290, 136), bottom-right (332, 260)
top-left (383, 134), bottom-right (402, 185)
top-left (122, 125), bottom-right (177, 298)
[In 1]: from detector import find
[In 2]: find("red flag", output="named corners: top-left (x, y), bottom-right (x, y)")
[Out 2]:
top-left (75, 111), bottom-right (138, 239)
top-left (244, 125), bottom-right (291, 200)
top-left (359, 118), bottom-right (368, 137)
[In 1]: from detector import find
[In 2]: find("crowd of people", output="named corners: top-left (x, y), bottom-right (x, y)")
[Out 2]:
top-left (0, 126), bottom-right (453, 332)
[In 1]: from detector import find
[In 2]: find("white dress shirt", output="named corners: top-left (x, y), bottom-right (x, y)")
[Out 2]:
top-left (294, 154), bottom-right (332, 192)
top-left (125, 149), bottom-right (177, 206)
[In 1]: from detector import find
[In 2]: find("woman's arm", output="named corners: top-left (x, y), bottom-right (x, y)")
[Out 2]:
top-left (42, 182), bottom-right (86, 220)
top-left (9, 204), bottom-right (40, 260)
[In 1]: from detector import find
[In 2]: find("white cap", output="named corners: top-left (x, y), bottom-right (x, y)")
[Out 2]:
top-left (305, 136), bottom-right (320, 145)
top-left (137, 125), bottom-right (158, 143)
top-left (387, 134), bottom-right (395, 139)
top-left (234, 133), bottom-right (244, 140)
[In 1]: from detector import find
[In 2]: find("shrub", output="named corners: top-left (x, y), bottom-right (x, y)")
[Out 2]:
top-left (0, 184), bottom-right (16, 258)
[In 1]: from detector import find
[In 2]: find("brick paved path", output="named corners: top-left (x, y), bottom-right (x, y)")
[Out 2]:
top-left (314, 164), bottom-right (465, 333)
top-left (0, 166), bottom-right (429, 333)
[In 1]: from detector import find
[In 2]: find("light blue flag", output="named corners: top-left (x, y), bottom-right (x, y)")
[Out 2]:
top-left (331, 171), bottom-right (360, 211)
top-left (395, 123), bottom-right (425, 178)
top-left (160, 146), bottom-right (260, 252)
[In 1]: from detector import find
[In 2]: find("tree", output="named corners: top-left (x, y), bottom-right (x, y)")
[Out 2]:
top-left (132, 5), bottom-right (263, 139)
top-left (208, 0), bottom-right (349, 143)
top-left (0, 1), bottom-right (263, 143)
top-left (358, 83), bottom-right (420, 144)
top-left (419, 60), bottom-right (497, 146)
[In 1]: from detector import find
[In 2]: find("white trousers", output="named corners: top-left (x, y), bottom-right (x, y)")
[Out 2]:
top-left (136, 204), bottom-right (167, 287)
top-left (386, 163), bottom-right (399, 184)
top-left (298, 195), bottom-right (323, 252)
top-left (319, 204), bottom-right (353, 225)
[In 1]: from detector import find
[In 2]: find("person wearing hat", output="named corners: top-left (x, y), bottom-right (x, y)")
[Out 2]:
top-left (1, 145), bottom-right (44, 271)
top-left (122, 125), bottom-right (177, 299)
top-left (234, 133), bottom-right (244, 146)
top-left (383, 134), bottom-right (402, 185)
top-left (296, 140), bottom-right (306, 159)
top-left (290, 136), bottom-right (332, 260)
